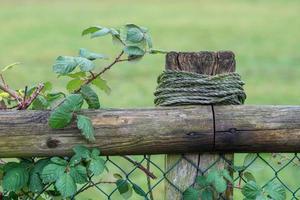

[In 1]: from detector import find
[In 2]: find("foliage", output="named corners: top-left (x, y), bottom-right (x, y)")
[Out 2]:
top-left (0, 23), bottom-right (164, 199)
top-left (183, 154), bottom-right (287, 200)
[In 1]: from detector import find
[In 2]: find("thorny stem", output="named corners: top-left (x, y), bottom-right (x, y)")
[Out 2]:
top-left (17, 83), bottom-right (44, 110)
top-left (79, 51), bottom-right (125, 89)
top-left (122, 155), bottom-right (157, 179)
top-left (146, 155), bottom-right (154, 200)
top-left (0, 81), bottom-right (22, 103)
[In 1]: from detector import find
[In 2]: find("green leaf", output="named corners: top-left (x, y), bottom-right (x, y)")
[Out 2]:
top-left (88, 155), bottom-right (105, 176)
top-left (42, 81), bottom-right (53, 92)
top-left (77, 115), bottom-right (95, 141)
top-left (123, 46), bottom-right (145, 56)
top-left (116, 179), bottom-right (132, 199)
top-left (201, 188), bottom-right (213, 200)
top-left (50, 157), bottom-right (68, 166)
top-left (243, 171), bottom-right (256, 182)
top-left (3, 166), bottom-right (29, 192)
top-left (214, 177), bottom-right (227, 193)
top-left (66, 71), bottom-right (86, 79)
top-left (32, 95), bottom-right (49, 110)
top-left (75, 57), bottom-right (95, 72)
top-left (126, 26), bottom-right (144, 43)
top-left (82, 26), bottom-right (102, 36)
top-left (242, 181), bottom-right (262, 199)
top-left (49, 94), bottom-right (83, 129)
top-left (41, 164), bottom-right (65, 183)
top-left (48, 109), bottom-right (72, 129)
top-left (196, 175), bottom-right (207, 187)
top-left (53, 56), bottom-right (78, 75)
top-left (145, 33), bottom-right (153, 49)
top-left (132, 183), bottom-right (147, 197)
top-left (243, 153), bottom-right (257, 166)
top-left (66, 78), bottom-right (84, 92)
top-left (29, 172), bottom-right (43, 193)
top-left (183, 187), bottom-right (199, 200)
top-left (265, 182), bottom-right (286, 200)
top-left (221, 169), bottom-right (233, 183)
top-left (29, 159), bottom-right (50, 193)
top-left (2, 62), bottom-right (21, 72)
top-left (80, 85), bottom-right (100, 109)
top-left (91, 27), bottom-right (111, 38)
top-left (73, 145), bottom-right (91, 159)
top-left (91, 77), bottom-right (111, 95)
top-left (79, 48), bottom-right (107, 60)
top-left (55, 173), bottom-right (77, 198)
top-left (70, 165), bottom-right (87, 184)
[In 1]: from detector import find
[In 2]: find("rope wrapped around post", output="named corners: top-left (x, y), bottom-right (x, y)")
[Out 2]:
top-left (154, 70), bottom-right (246, 106)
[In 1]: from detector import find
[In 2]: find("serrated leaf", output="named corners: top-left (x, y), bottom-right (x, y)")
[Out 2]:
top-left (55, 173), bottom-right (77, 198)
top-left (132, 183), bottom-right (147, 197)
top-left (32, 96), bottom-right (49, 110)
top-left (77, 115), bottom-right (95, 141)
top-left (88, 156), bottom-right (105, 176)
top-left (48, 109), bottom-right (73, 129)
top-left (3, 166), bottom-right (29, 192)
top-left (123, 46), bottom-right (145, 56)
top-left (66, 71), bottom-right (86, 79)
top-left (41, 164), bottom-right (65, 183)
top-left (91, 77), bottom-right (111, 95)
top-left (50, 157), bottom-right (68, 166)
top-left (73, 145), bottom-right (91, 159)
top-left (221, 169), bottom-right (233, 183)
top-left (53, 56), bottom-right (78, 75)
top-left (82, 26), bottom-right (102, 36)
top-left (91, 27), bottom-right (111, 38)
top-left (183, 187), bottom-right (199, 200)
top-left (243, 171), bottom-right (256, 182)
top-left (70, 165), bottom-right (87, 184)
top-left (265, 182), bottom-right (286, 200)
top-left (196, 175), bottom-right (207, 187)
top-left (242, 181), bottom-right (262, 199)
top-left (80, 85), bottom-right (100, 109)
top-left (29, 172), bottom-right (43, 193)
top-left (116, 179), bottom-right (132, 199)
top-left (243, 154), bottom-right (257, 166)
top-left (66, 78), bottom-right (84, 92)
top-left (29, 159), bottom-right (50, 193)
top-left (49, 94), bottom-right (83, 129)
top-left (42, 81), bottom-right (53, 92)
top-left (126, 27), bottom-right (144, 43)
top-left (75, 57), bottom-right (95, 72)
top-left (79, 48), bottom-right (107, 60)
top-left (201, 188), bottom-right (213, 200)
top-left (214, 177), bottom-right (227, 193)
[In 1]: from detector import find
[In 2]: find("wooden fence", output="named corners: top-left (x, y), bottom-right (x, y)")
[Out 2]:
top-left (1, 51), bottom-right (299, 199)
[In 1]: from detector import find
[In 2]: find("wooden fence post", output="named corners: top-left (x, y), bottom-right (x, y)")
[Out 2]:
top-left (165, 51), bottom-right (235, 200)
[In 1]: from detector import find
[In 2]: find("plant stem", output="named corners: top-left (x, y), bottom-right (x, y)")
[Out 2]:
top-left (0, 82), bottom-right (22, 103)
top-left (18, 83), bottom-right (44, 110)
top-left (76, 51), bottom-right (125, 91)
top-left (122, 155), bottom-right (157, 179)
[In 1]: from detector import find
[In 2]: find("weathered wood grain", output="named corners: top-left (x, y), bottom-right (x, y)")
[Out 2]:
top-left (165, 51), bottom-right (235, 200)
top-left (0, 105), bottom-right (300, 157)
top-left (0, 106), bottom-right (213, 157)
top-left (214, 105), bottom-right (300, 152)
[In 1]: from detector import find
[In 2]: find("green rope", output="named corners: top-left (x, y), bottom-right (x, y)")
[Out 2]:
top-left (154, 70), bottom-right (246, 106)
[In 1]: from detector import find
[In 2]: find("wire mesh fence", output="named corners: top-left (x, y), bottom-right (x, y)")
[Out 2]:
top-left (50, 153), bottom-right (300, 200)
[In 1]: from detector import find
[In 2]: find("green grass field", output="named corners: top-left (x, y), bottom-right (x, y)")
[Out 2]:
top-left (1, 0), bottom-right (300, 199)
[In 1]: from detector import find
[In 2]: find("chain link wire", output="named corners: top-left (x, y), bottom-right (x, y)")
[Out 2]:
top-left (36, 153), bottom-right (298, 200)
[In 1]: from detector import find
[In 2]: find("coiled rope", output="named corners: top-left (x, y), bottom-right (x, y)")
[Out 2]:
top-left (154, 70), bottom-right (246, 106)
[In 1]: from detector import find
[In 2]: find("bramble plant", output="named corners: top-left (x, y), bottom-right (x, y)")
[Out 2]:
top-left (0, 23), bottom-right (162, 199)
top-left (0, 24), bottom-right (287, 200)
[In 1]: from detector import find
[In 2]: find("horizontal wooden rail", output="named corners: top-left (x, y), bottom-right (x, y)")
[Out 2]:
top-left (0, 105), bottom-right (300, 157)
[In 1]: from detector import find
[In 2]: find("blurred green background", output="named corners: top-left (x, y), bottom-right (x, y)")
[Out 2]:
top-left (1, 0), bottom-right (300, 199)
